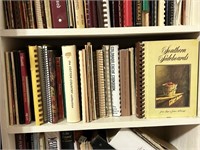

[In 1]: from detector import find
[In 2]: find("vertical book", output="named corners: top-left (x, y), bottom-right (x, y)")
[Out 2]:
top-left (135, 39), bottom-right (199, 118)
top-left (62, 45), bottom-right (80, 122)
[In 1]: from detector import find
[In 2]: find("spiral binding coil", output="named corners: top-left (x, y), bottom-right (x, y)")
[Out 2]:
top-left (102, 0), bottom-right (111, 28)
top-left (96, 50), bottom-right (106, 118)
top-left (135, 42), bottom-right (145, 118)
top-left (42, 45), bottom-right (52, 123)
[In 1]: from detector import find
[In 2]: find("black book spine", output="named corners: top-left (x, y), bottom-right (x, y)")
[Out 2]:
top-left (14, 51), bottom-right (25, 124)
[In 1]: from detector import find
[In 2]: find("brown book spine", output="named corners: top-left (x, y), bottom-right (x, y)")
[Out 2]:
top-left (120, 49), bottom-right (131, 116)
top-left (50, 0), bottom-right (68, 28)
top-left (12, 1), bottom-right (23, 28)
top-left (19, 51), bottom-right (31, 124)
top-left (55, 57), bottom-right (64, 120)
top-left (48, 50), bottom-right (58, 123)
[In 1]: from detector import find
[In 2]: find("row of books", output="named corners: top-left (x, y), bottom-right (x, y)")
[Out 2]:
top-left (3, 0), bottom-right (107, 29)
top-left (5, 43), bottom-right (136, 126)
top-left (15, 128), bottom-right (177, 149)
top-left (5, 39), bottom-right (198, 126)
top-left (3, 0), bottom-right (192, 29)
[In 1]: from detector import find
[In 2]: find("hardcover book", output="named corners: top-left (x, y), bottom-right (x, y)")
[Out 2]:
top-left (135, 39), bottom-right (199, 118)
top-left (62, 45), bottom-right (81, 122)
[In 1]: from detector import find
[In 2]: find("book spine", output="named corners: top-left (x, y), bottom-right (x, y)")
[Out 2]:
top-left (103, 45), bottom-right (112, 117)
top-left (55, 57), bottom-right (64, 120)
top-left (118, 0), bottom-right (124, 27)
top-left (5, 52), bottom-right (16, 125)
top-left (123, 0), bottom-right (133, 27)
top-left (96, 50), bottom-right (106, 118)
top-left (37, 46), bottom-right (48, 123)
top-left (74, 0), bottom-right (85, 28)
top-left (96, 0), bottom-right (104, 27)
top-left (158, 0), bottom-right (165, 26)
top-left (129, 48), bottom-right (136, 115)
top-left (34, 0), bottom-right (44, 28)
top-left (10, 52), bottom-right (19, 124)
top-left (13, 51), bottom-right (25, 124)
top-left (120, 49), bottom-right (131, 116)
top-left (19, 52), bottom-right (31, 124)
top-left (79, 50), bottom-right (89, 122)
top-left (48, 50), bottom-right (58, 123)
top-left (44, 0), bottom-right (52, 28)
top-left (12, 1), bottom-right (23, 28)
top-left (110, 45), bottom-right (121, 117)
top-left (62, 45), bottom-right (80, 122)
top-left (15, 134), bottom-right (26, 149)
top-left (85, 43), bottom-right (97, 121)
top-left (135, 42), bottom-right (145, 118)
top-left (60, 131), bottom-right (74, 149)
top-left (28, 45), bottom-right (44, 125)
top-left (135, 0), bottom-right (142, 26)
top-left (45, 132), bottom-right (61, 149)
top-left (50, 0), bottom-right (68, 28)
top-left (102, 0), bottom-right (111, 27)
top-left (27, 0), bottom-right (36, 28)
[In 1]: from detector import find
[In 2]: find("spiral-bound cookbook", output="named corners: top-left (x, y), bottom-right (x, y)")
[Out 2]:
top-left (135, 39), bottom-right (199, 118)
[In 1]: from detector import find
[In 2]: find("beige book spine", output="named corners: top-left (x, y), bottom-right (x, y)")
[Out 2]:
top-left (103, 45), bottom-right (112, 117)
top-left (62, 45), bottom-right (80, 122)
top-left (96, 49), bottom-right (106, 118)
top-left (5, 52), bottom-right (15, 125)
top-left (44, 0), bottom-right (52, 28)
top-left (85, 42), bottom-right (97, 121)
top-left (79, 50), bottom-right (90, 122)
top-left (129, 47), bottom-right (136, 115)
top-left (158, 0), bottom-right (165, 26)
top-left (34, 0), bottom-right (43, 28)
top-left (10, 52), bottom-right (19, 124)
top-left (74, 0), bottom-right (85, 28)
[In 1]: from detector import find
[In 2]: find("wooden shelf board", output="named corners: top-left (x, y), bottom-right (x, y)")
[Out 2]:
top-left (7, 116), bottom-right (200, 134)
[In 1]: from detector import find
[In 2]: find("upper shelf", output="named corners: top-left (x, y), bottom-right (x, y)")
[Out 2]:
top-left (0, 26), bottom-right (200, 38)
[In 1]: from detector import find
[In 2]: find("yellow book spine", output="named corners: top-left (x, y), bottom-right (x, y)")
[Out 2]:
top-left (28, 45), bottom-right (44, 125)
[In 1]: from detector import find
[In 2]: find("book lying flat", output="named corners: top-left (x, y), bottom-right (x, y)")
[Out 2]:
top-left (108, 128), bottom-right (177, 150)
top-left (135, 39), bottom-right (199, 118)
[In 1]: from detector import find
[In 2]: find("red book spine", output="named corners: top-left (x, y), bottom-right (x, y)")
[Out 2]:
top-left (50, 0), bottom-right (68, 28)
top-left (123, 0), bottom-right (133, 27)
top-left (19, 52), bottom-right (31, 124)
top-left (55, 57), bottom-right (64, 120)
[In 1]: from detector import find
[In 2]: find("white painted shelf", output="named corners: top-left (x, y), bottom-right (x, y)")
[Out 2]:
top-left (7, 116), bottom-right (200, 134)
top-left (0, 26), bottom-right (200, 37)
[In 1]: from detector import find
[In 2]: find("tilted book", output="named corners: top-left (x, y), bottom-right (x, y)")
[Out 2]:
top-left (135, 39), bottom-right (199, 118)
top-left (62, 45), bottom-right (80, 122)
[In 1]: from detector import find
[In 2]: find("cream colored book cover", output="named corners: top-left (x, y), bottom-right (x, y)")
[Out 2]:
top-left (62, 45), bottom-right (80, 122)
top-left (135, 39), bottom-right (199, 118)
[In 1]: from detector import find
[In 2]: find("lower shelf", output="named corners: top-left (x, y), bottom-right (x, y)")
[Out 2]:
top-left (7, 116), bottom-right (200, 134)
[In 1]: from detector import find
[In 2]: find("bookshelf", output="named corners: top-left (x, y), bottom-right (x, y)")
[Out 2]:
top-left (0, 1), bottom-right (200, 149)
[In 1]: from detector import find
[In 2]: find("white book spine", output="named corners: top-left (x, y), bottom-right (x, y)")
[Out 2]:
top-left (62, 45), bottom-right (80, 122)
top-left (110, 45), bottom-right (121, 116)
top-left (102, 0), bottom-right (111, 28)
top-left (158, 0), bottom-right (165, 26)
